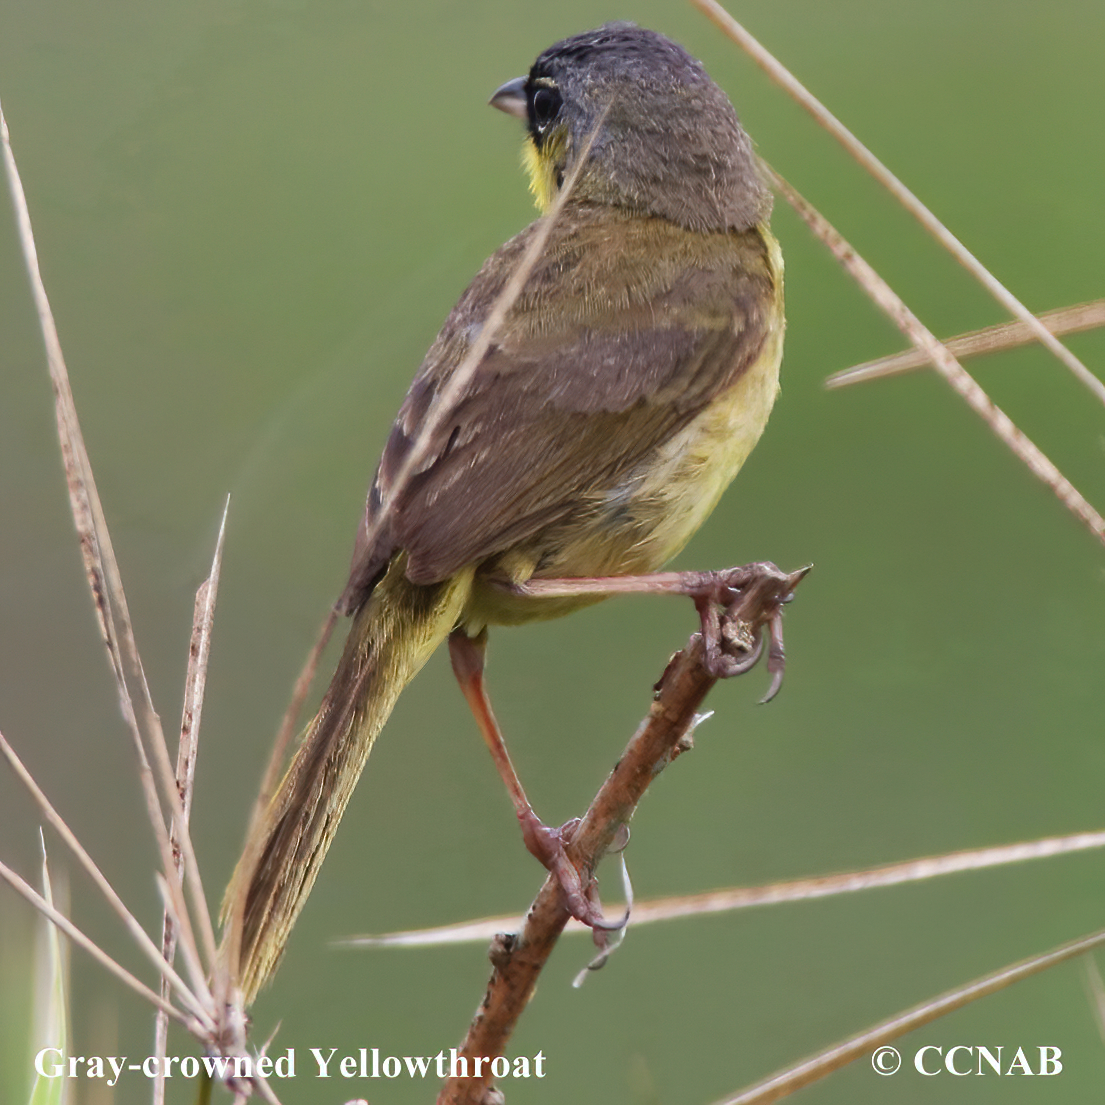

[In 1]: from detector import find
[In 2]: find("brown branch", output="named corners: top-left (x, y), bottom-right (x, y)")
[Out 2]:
top-left (437, 565), bottom-right (807, 1105)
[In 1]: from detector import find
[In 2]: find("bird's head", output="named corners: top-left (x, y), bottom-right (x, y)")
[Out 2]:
top-left (490, 23), bottom-right (771, 233)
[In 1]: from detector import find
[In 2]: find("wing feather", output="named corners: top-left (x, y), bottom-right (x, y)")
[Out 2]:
top-left (340, 207), bottom-right (775, 609)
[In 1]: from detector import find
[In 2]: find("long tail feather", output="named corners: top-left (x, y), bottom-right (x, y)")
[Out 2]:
top-left (225, 556), bottom-right (473, 1002)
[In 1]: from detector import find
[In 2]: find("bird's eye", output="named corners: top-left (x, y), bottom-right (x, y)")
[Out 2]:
top-left (531, 86), bottom-right (562, 132)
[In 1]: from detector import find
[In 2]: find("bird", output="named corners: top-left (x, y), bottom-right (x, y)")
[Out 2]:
top-left (226, 21), bottom-right (785, 1003)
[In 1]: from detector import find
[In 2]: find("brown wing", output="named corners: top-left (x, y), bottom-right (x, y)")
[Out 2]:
top-left (340, 206), bottom-right (776, 610)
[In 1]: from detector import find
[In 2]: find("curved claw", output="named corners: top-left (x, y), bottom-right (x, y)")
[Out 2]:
top-left (522, 814), bottom-right (628, 931)
top-left (584, 878), bottom-right (631, 935)
top-left (609, 823), bottom-right (631, 853)
top-left (760, 610), bottom-right (787, 703)
top-left (690, 560), bottom-right (809, 698)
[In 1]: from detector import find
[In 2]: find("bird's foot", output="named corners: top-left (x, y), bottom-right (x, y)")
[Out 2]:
top-left (686, 562), bottom-right (811, 698)
top-left (496, 561), bottom-right (810, 700)
top-left (518, 811), bottom-right (626, 932)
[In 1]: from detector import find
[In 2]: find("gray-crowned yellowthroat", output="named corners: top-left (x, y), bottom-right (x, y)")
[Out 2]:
top-left (228, 22), bottom-right (785, 1001)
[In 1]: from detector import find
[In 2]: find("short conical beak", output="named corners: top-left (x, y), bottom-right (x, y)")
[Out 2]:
top-left (489, 76), bottom-right (528, 120)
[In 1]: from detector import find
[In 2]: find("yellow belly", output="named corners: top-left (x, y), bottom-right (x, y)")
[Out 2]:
top-left (466, 331), bottom-right (783, 628)
top-left (620, 321), bottom-right (783, 571)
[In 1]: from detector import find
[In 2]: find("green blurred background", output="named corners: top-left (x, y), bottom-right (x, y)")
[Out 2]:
top-left (2, 0), bottom-right (1104, 1101)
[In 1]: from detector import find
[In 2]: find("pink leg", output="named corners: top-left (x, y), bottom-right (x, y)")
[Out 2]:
top-left (448, 628), bottom-right (623, 930)
top-left (499, 561), bottom-right (809, 695)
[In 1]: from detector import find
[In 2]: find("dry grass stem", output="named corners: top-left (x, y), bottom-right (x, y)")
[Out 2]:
top-left (155, 499), bottom-right (229, 1103)
top-left (1, 95), bottom-right (288, 1100)
top-left (1083, 956), bottom-right (1105, 1046)
top-left (176, 498), bottom-right (230, 830)
top-left (0, 855), bottom-right (203, 1032)
top-left (826, 298), bottom-right (1105, 388)
top-left (153, 873), bottom-right (213, 1021)
top-left (690, 0), bottom-right (1105, 408)
top-left (2, 97), bottom-right (220, 982)
top-left (0, 730), bottom-right (213, 1021)
top-left (3, 99), bottom-right (196, 967)
top-left (712, 926), bottom-right (1105, 1104)
top-left (138, 668), bottom-right (220, 977)
top-left (341, 828), bottom-right (1105, 948)
top-left (766, 166), bottom-right (1105, 548)
top-left (438, 568), bottom-right (805, 1105)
